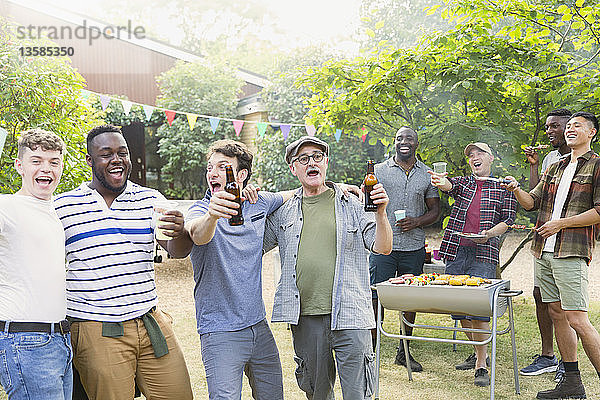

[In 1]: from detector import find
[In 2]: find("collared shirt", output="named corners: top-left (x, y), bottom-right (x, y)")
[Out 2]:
top-left (529, 151), bottom-right (600, 262)
top-left (439, 176), bottom-right (517, 265)
top-left (375, 158), bottom-right (439, 251)
top-left (264, 182), bottom-right (377, 330)
top-left (54, 181), bottom-right (162, 322)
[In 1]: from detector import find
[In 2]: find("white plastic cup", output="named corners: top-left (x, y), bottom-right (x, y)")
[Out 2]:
top-left (433, 162), bottom-right (447, 174)
top-left (153, 200), bottom-right (179, 240)
top-left (394, 209), bottom-right (406, 221)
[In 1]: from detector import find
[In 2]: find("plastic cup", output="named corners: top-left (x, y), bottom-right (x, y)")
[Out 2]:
top-left (153, 200), bottom-right (179, 240)
top-left (433, 162), bottom-right (447, 174)
top-left (394, 209), bottom-right (406, 221)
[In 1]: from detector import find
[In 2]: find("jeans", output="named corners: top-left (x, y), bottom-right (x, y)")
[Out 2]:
top-left (0, 327), bottom-right (73, 400)
top-left (200, 319), bottom-right (284, 400)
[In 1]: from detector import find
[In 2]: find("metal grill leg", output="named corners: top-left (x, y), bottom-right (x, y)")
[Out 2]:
top-left (508, 297), bottom-right (520, 394)
top-left (375, 299), bottom-right (382, 399)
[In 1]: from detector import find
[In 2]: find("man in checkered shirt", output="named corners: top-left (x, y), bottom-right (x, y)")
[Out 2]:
top-left (429, 142), bottom-right (517, 387)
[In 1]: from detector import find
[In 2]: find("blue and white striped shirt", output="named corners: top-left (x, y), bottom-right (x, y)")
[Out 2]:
top-left (54, 181), bottom-right (164, 321)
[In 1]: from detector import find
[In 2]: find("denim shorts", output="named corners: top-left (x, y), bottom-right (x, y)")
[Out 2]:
top-left (445, 246), bottom-right (497, 322)
top-left (0, 327), bottom-right (73, 400)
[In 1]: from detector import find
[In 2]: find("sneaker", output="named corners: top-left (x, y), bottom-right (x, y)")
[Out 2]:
top-left (554, 360), bottom-right (565, 383)
top-left (394, 345), bottom-right (423, 372)
top-left (455, 353), bottom-right (491, 370)
top-left (520, 354), bottom-right (559, 376)
top-left (474, 368), bottom-right (490, 387)
top-left (536, 370), bottom-right (586, 399)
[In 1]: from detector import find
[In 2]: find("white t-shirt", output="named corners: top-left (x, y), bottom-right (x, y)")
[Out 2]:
top-left (541, 149), bottom-right (568, 174)
top-left (0, 194), bottom-right (66, 322)
top-left (543, 161), bottom-right (578, 252)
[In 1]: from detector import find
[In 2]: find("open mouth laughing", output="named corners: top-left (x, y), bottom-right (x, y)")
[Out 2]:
top-left (35, 176), bottom-right (54, 187)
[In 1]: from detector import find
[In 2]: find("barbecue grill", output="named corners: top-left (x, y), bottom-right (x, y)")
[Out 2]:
top-left (374, 279), bottom-right (522, 400)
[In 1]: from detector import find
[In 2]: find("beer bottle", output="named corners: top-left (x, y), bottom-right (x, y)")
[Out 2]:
top-left (364, 160), bottom-right (378, 212)
top-left (225, 164), bottom-right (244, 226)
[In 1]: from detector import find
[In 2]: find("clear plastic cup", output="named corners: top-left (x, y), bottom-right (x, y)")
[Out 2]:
top-left (433, 162), bottom-right (447, 174)
top-left (153, 200), bottom-right (178, 240)
top-left (394, 209), bottom-right (406, 221)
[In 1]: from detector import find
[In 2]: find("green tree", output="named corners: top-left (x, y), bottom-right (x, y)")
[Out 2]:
top-left (255, 48), bottom-right (379, 191)
top-left (0, 19), bottom-right (103, 194)
top-left (155, 60), bottom-right (244, 199)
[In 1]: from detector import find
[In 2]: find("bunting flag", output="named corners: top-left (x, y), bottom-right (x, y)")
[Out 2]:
top-left (121, 100), bottom-right (132, 116)
top-left (142, 105), bottom-right (154, 121)
top-left (257, 122), bottom-right (268, 137)
top-left (99, 95), bottom-right (110, 111)
top-left (186, 113), bottom-right (198, 130)
top-left (279, 124), bottom-right (291, 141)
top-left (0, 127), bottom-right (7, 157)
top-left (209, 117), bottom-right (220, 134)
top-left (232, 120), bottom-right (244, 136)
top-left (305, 124), bottom-right (316, 137)
top-left (164, 110), bottom-right (176, 126)
top-left (361, 133), bottom-right (367, 142)
top-left (335, 128), bottom-right (342, 142)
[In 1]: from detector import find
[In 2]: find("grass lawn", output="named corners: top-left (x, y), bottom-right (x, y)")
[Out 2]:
top-left (1, 257), bottom-right (599, 399)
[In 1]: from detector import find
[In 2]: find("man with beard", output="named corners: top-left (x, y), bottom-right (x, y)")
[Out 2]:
top-left (53, 125), bottom-right (193, 400)
top-left (263, 136), bottom-right (393, 399)
top-left (430, 142), bottom-right (517, 387)
top-left (369, 127), bottom-right (440, 371)
top-left (519, 109), bottom-right (571, 378)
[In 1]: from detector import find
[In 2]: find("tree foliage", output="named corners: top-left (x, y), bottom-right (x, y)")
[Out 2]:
top-left (255, 49), bottom-right (380, 191)
top-left (0, 19), bottom-right (103, 194)
top-left (154, 60), bottom-right (244, 199)
top-left (300, 0), bottom-right (600, 184)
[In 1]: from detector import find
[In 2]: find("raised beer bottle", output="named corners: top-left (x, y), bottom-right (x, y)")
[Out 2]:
top-left (364, 160), bottom-right (378, 212)
top-left (225, 164), bottom-right (244, 226)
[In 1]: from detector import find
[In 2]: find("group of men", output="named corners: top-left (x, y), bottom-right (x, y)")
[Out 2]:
top-left (1, 107), bottom-right (599, 400)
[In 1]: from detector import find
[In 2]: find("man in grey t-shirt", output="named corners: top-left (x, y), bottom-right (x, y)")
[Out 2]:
top-left (369, 127), bottom-right (440, 372)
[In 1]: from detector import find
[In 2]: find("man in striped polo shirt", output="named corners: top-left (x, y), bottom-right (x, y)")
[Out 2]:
top-left (54, 125), bottom-right (192, 400)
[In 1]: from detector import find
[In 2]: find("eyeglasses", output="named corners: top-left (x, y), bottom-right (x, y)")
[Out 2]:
top-left (293, 151), bottom-right (326, 165)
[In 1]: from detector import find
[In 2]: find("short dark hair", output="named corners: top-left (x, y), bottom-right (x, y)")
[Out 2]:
top-left (17, 128), bottom-right (65, 158)
top-left (207, 139), bottom-right (253, 187)
top-left (547, 108), bottom-right (572, 118)
top-left (86, 124), bottom-right (123, 154)
top-left (569, 111), bottom-right (599, 133)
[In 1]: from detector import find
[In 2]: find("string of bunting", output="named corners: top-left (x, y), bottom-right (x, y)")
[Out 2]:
top-left (80, 89), bottom-right (365, 143)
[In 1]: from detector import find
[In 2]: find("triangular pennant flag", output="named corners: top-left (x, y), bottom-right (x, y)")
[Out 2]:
top-left (186, 113), bottom-right (198, 130)
top-left (143, 105), bottom-right (154, 121)
top-left (335, 129), bottom-right (342, 142)
top-left (279, 124), bottom-right (291, 141)
top-left (256, 122), bottom-right (268, 137)
top-left (121, 100), bottom-right (132, 116)
top-left (164, 110), bottom-right (176, 126)
top-left (361, 132), bottom-right (367, 142)
top-left (209, 117), bottom-right (220, 134)
top-left (305, 124), bottom-right (316, 136)
top-left (232, 120), bottom-right (244, 137)
top-left (99, 95), bottom-right (110, 111)
top-left (0, 127), bottom-right (7, 157)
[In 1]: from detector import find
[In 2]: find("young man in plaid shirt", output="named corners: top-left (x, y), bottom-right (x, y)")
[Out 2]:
top-left (430, 142), bottom-right (517, 387)
top-left (505, 112), bottom-right (600, 399)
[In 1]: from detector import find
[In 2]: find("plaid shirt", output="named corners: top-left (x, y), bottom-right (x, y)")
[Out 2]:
top-left (263, 183), bottom-right (376, 330)
top-left (529, 151), bottom-right (600, 262)
top-left (440, 176), bottom-right (517, 265)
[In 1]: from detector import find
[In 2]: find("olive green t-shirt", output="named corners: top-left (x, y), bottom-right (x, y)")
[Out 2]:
top-left (296, 188), bottom-right (337, 315)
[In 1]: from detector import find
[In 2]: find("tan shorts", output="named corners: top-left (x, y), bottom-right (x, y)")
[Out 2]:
top-left (70, 308), bottom-right (193, 400)
top-left (535, 252), bottom-right (589, 311)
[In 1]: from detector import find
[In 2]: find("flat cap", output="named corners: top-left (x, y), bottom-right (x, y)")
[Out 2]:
top-left (464, 142), bottom-right (493, 157)
top-left (285, 136), bottom-right (329, 164)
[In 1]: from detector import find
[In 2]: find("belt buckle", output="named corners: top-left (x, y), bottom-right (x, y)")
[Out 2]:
top-left (59, 320), bottom-right (69, 335)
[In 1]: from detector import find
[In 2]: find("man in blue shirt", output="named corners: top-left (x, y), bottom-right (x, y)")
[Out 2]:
top-left (177, 139), bottom-right (295, 400)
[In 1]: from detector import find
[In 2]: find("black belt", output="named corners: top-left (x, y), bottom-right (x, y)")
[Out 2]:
top-left (0, 320), bottom-right (70, 334)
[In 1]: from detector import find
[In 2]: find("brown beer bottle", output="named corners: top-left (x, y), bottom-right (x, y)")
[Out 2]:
top-left (364, 160), bottom-right (378, 212)
top-left (224, 164), bottom-right (244, 226)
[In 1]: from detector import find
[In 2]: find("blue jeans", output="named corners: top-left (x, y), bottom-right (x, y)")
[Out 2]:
top-left (0, 327), bottom-right (73, 400)
top-left (200, 319), bottom-right (283, 400)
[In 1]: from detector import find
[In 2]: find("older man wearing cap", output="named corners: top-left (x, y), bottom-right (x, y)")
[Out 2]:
top-left (263, 136), bottom-right (393, 399)
top-left (429, 142), bottom-right (517, 387)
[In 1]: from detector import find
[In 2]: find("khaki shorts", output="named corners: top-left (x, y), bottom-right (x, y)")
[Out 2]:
top-left (535, 252), bottom-right (589, 311)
